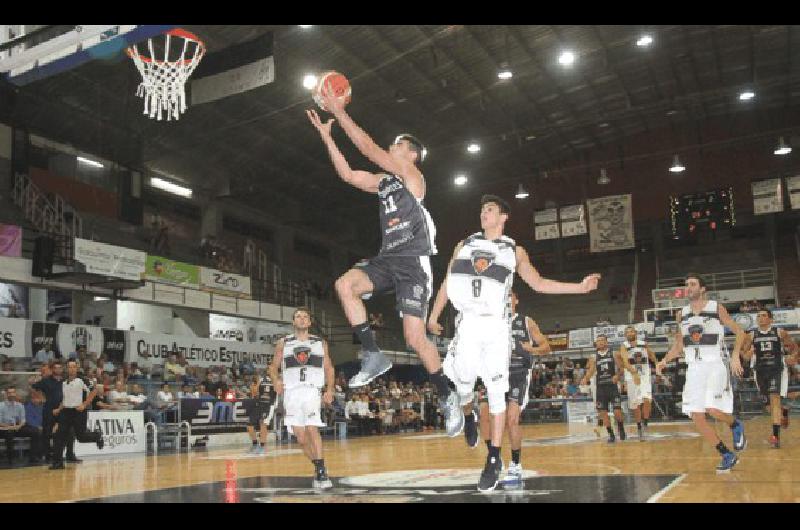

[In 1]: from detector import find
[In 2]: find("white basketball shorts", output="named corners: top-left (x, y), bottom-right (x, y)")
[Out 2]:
top-left (681, 360), bottom-right (733, 415)
top-left (624, 372), bottom-right (653, 407)
top-left (443, 315), bottom-right (510, 400)
top-left (283, 385), bottom-right (326, 428)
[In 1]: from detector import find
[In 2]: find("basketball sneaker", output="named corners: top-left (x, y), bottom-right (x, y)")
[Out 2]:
top-left (246, 444), bottom-right (258, 454)
top-left (348, 351), bottom-right (392, 388)
top-left (715, 452), bottom-right (739, 473)
top-left (313, 470), bottom-right (333, 489)
top-left (781, 408), bottom-right (789, 429)
top-left (619, 427), bottom-right (626, 441)
top-left (638, 423), bottom-right (646, 442)
top-left (503, 462), bottom-right (523, 483)
top-left (254, 445), bottom-right (265, 455)
top-left (441, 391), bottom-right (464, 437)
top-left (769, 435), bottom-right (780, 449)
top-left (478, 455), bottom-right (503, 492)
top-left (464, 411), bottom-right (479, 448)
top-left (732, 420), bottom-right (747, 451)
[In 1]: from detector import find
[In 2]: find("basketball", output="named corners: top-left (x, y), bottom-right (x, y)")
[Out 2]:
top-left (313, 71), bottom-right (352, 112)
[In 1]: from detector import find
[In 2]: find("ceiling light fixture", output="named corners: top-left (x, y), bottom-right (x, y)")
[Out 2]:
top-left (497, 69), bottom-right (513, 80)
top-left (558, 50), bottom-right (576, 67)
top-left (636, 35), bottom-right (653, 47)
top-left (774, 136), bottom-right (792, 155)
top-left (299, 25), bottom-right (313, 29)
top-left (77, 156), bottom-right (103, 168)
top-left (597, 168), bottom-right (610, 185)
top-left (150, 177), bottom-right (193, 198)
top-left (739, 90), bottom-right (755, 101)
top-left (669, 154), bottom-right (686, 173)
top-left (467, 143), bottom-right (481, 154)
top-left (515, 184), bottom-right (530, 199)
top-left (302, 74), bottom-right (318, 90)
top-left (454, 174), bottom-right (468, 186)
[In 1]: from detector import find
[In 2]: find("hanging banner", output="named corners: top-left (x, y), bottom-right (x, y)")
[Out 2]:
top-left (534, 208), bottom-right (559, 240)
top-left (56, 323), bottom-right (103, 357)
top-left (200, 267), bottom-right (252, 298)
top-left (209, 313), bottom-right (293, 345)
top-left (74, 238), bottom-right (146, 281)
top-left (730, 309), bottom-right (800, 332)
top-left (74, 410), bottom-right (145, 457)
top-left (102, 329), bottom-right (127, 364)
top-left (0, 225), bottom-right (22, 257)
top-left (0, 316), bottom-right (29, 358)
top-left (30, 321), bottom-right (61, 359)
top-left (568, 328), bottom-right (594, 349)
top-left (546, 333), bottom-right (568, 351)
top-left (127, 331), bottom-right (272, 369)
top-left (786, 175), bottom-right (800, 210)
top-left (144, 255), bottom-right (200, 288)
top-left (179, 398), bottom-right (256, 434)
top-left (751, 178), bottom-right (783, 214)
top-left (559, 204), bottom-right (587, 237)
top-left (587, 194), bottom-right (635, 253)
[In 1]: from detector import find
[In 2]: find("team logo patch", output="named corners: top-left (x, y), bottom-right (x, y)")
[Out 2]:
top-left (412, 284), bottom-right (424, 299)
top-left (471, 250), bottom-right (495, 274)
top-left (687, 324), bottom-right (704, 345)
top-left (388, 217), bottom-right (401, 227)
top-left (293, 346), bottom-right (311, 365)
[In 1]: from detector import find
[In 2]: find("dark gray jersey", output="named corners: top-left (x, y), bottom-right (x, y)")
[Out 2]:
top-left (751, 327), bottom-right (784, 371)
top-left (595, 350), bottom-right (616, 385)
top-left (509, 313), bottom-right (534, 374)
top-left (377, 174), bottom-right (436, 257)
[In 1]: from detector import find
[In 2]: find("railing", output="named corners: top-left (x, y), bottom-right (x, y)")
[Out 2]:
top-left (12, 172), bottom-right (82, 240)
top-left (656, 267), bottom-right (775, 291)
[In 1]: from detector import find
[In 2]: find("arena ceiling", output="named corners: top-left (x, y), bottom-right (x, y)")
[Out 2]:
top-left (3, 25), bottom-right (799, 250)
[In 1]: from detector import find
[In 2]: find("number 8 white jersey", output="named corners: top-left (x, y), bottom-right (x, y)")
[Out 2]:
top-left (281, 334), bottom-right (325, 390)
top-left (447, 232), bottom-right (516, 318)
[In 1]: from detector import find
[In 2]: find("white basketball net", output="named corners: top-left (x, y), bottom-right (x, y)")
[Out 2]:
top-left (127, 31), bottom-right (205, 121)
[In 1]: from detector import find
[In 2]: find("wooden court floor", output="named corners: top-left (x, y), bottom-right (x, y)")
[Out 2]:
top-left (1, 415), bottom-right (798, 503)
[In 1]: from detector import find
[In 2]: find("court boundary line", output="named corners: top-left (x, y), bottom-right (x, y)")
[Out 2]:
top-left (646, 473), bottom-right (687, 503)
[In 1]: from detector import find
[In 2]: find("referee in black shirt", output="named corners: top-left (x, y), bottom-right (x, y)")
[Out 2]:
top-left (49, 360), bottom-right (104, 470)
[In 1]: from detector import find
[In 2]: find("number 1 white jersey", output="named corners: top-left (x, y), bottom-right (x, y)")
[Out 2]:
top-left (281, 334), bottom-right (325, 390)
top-left (446, 232), bottom-right (516, 318)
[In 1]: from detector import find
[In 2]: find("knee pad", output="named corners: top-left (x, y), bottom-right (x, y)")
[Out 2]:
top-left (488, 390), bottom-right (507, 415)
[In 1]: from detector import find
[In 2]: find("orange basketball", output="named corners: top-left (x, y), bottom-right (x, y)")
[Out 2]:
top-left (313, 71), bottom-right (352, 112)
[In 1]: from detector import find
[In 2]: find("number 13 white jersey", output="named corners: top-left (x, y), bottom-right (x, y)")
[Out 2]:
top-left (447, 232), bottom-right (516, 319)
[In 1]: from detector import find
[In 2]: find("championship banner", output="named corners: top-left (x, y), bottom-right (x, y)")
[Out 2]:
top-left (534, 209), bottom-right (559, 240)
top-left (730, 309), bottom-right (800, 332)
top-left (74, 238), bottom-right (146, 281)
top-left (127, 331), bottom-right (272, 369)
top-left (0, 225), bottom-right (22, 257)
top-left (209, 313), bottom-right (293, 344)
top-left (0, 316), bottom-right (29, 358)
top-left (179, 398), bottom-right (255, 434)
top-left (587, 194), bottom-right (635, 253)
top-left (144, 255), bottom-right (200, 288)
top-left (200, 267), bottom-right (252, 298)
top-left (75, 411), bottom-right (145, 457)
top-left (546, 333), bottom-right (568, 351)
top-left (56, 323), bottom-right (103, 357)
top-left (568, 328), bottom-right (593, 349)
top-left (102, 329), bottom-right (126, 364)
top-left (559, 204), bottom-right (587, 237)
top-left (786, 175), bottom-right (800, 210)
top-left (751, 178), bottom-right (783, 214)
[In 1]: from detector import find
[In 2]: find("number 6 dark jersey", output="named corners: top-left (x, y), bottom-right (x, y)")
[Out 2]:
top-left (377, 174), bottom-right (437, 257)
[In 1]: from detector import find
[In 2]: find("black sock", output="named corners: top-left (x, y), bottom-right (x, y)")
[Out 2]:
top-left (430, 369), bottom-right (451, 397)
top-left (488, 445), bottom-right (500, 460)
top-left (783, 407), bottom-right (789, 419)
top-left (353, 322), bottom-right (379, 352)
top-left (606, 426), bottom-right (614, 437)
top-left (715, 442), bottom-right (731, 455)
top-left (617, 421), bottom-right (625, 432)
top-left (252, 440), bottom-right (258, 446)
top-left (464, 412), bottom-right (475, 425)
top-left (773, 424), bottom-right (781, 438)
top-left (485, 440), bottom-right (491, 450)
top-left (511, 449), bottom-right (521, 464)
top-left (637, 421), bottom-right (642, 430)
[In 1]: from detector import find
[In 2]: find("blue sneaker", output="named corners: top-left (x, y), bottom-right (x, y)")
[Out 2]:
top-left (732, 420), bottom-right (747, 451)
top-left (716, 452), bottom-right (739, 473)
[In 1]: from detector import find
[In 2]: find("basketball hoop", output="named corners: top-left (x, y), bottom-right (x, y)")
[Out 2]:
top-left (126, 28), bottom-right (205, 121)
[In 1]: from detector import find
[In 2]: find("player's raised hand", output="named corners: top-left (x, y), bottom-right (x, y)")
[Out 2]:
top-left (320, 79), bottom-right (346, 114)
top-left (427, 319), bottom-right (443, 336)
top-left (730, 356), bottom-right (744, 378)
top-left (306, 109), bottom-right (335, 138)
top-left (580, 273), bottom-right (601, 293)
top-left (655, 360), bottom-right (665, 376)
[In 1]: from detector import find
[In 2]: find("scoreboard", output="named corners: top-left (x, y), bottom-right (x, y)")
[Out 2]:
top-left (670, 188), bottom-right (735, 239)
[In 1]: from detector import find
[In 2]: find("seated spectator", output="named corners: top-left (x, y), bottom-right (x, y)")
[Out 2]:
top-left (198, 384), bottom-right (212, 398)
top-left (177, 384), bottom-right (193, 399)
top-left (164, 354), bottom-right (185, 382)
top-left (0, 387), bottom-right (41, 465)
top-left (23, 389), bottom-right (44, 460)
top-left (156, 384), bottom-right (175, 408)
top-left (128, 363), bottom-right (144, 379)
top-left (90, 384), bottom-right (115, 411)
top-left (128, 385), bottom-right (148, 409)
top-left (33, 345), bottom-right (55, 367)
top-left (108, 381), bottom-right (131, 410)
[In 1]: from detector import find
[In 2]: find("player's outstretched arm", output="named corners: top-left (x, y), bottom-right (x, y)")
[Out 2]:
top-left (718, 304), bottom-right (745, 377)
top-left (322, 340), bottom-right (335, 405)
top-left (306, 109), bottom-right (381, 193)
top-left (268, 338), bottom-right (286, 395)
top-left (515, 246), bottom-right (601, 295)
top-left (427, 241), bottom-right (464, 335)
top-left (656, 331), bottom-right (684, 375)
top-left (581, 357), bottom-right (596, 386)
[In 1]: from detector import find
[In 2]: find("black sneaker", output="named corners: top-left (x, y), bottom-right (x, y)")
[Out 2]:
top-left (607, 434), bottom-right (616, 444)
top-left (477, 455), bottom-right (503, 492)
top-left (619, 428), bottom-right (626, 441)
top-left (464, 412), bottom-right (479, 448)
top-left (65, 457), bottom-right (83, 463)
top-left (96, 435), bottom-right (105, 450)
top-left (49, 462), bottom-right (65, 470)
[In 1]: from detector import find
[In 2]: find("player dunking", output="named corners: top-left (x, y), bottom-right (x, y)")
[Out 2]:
top-left (268, 307), bottom-right (334, 489)
top-left (616, 326), bottom-right (658, 440)
top-left (741, 309), bottom-right (798, 448)
top-left (581, 335), bottom-right (626, 443)
top-left (428, 195), bottom-right (600, 491)
top-left (307, 89), bottom-right (460, 434)
top-left (656, 273), bottom-right (747, 473)
top-left (246, 369), bottom-right (276, 455)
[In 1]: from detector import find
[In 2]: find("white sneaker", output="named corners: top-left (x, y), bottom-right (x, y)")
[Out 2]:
top-left (441, 391), bottom-right (464, 437)
top-left (503, 462), bottom-right (523, 483)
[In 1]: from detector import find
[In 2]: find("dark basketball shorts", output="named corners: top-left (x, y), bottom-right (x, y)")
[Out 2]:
top-left (249, 399), bottom-right (275, 427)
top-left (506, 371), bottom-right (531, 408)
top-left (595, 383), bottom-right (622, 412)
top-left (355, 254), bottom-right (432, 319)
top-left (755, 367), bottom-right (788, 398)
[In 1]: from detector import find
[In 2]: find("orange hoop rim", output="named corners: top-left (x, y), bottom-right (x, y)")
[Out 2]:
top-left (126, 28), bottom-right (205, 65)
